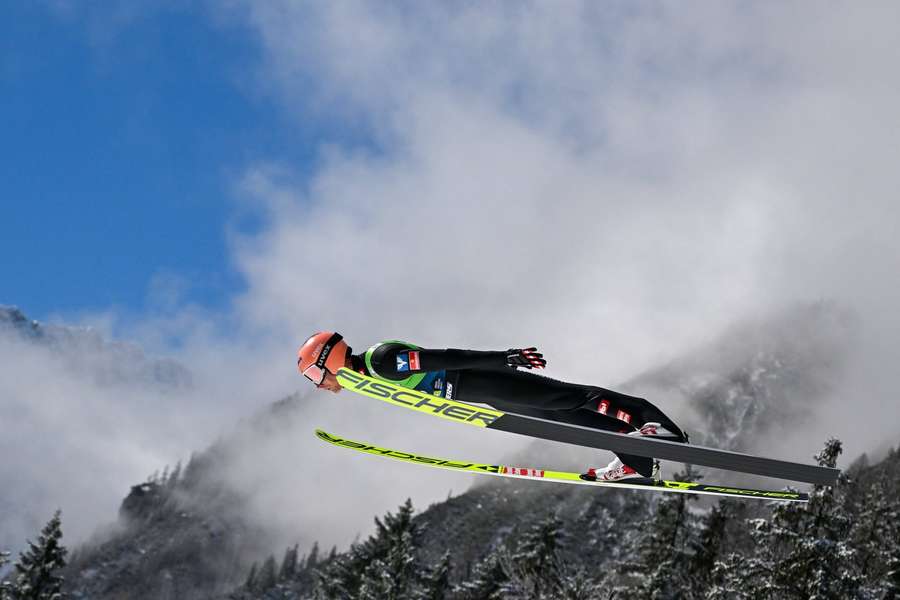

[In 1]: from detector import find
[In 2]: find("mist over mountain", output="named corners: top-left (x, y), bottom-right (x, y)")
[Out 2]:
top-left (5, 3), bottom-right (900, 598)
top-left (629, 302), bottom-right (858, 461)
top-left (0, 304), bottom-right (221, 566)
top-left (62, 395), bottom-right (310, 599)
top-left (0, 306), bottom-right (192, 392)
top-left (494, 302), bottom-right (859, 492)
top-left (2, 300), bottom-right (875, 598)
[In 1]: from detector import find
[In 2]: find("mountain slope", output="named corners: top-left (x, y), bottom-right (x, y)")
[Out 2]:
top-left (50, 302), bottom-right (874, 599)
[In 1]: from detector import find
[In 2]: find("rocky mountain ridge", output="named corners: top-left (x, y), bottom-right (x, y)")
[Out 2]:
top-left (2, 302), bottom-right (883, 598)
top-left (0, 305), bottom-right (192, 392)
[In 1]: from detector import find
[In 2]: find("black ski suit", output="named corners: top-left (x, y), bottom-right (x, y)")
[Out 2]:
top-left (350, 344), bottom-right (687, 477)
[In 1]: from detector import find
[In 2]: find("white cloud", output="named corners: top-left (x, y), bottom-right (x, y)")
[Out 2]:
top-left (5, 1), bottom-right (900, 556)
top-left (216, 0), bottom-right (900, 544)
top-left (0, 329), bottom-right (189, 548)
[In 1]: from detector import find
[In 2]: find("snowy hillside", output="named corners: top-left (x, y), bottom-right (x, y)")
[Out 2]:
top-left (27, 302), bottom-right (893, 599)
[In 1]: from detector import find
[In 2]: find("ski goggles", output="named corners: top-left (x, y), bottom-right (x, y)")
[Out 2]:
top-left (302, 363), bottom-right (327, 386)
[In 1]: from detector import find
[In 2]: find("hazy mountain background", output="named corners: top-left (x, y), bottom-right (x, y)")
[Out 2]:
top-left (4, 2), bottom-right (900, 598)
top-left (3, 298), bottom-right (893, 598)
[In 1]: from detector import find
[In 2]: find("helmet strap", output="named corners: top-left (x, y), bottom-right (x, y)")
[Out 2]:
top-left (315, 332), bottom-right (344, 370)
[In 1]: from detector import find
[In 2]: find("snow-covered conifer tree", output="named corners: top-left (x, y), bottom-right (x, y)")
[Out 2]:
top-left (279, 544), bottom-right (299, 581)
top-left (306, 541), bottom-right (320, 569)
top-left (417, 550), bottom-right (451, 600)
top-left (883, 545), bottom-right (900, 599)
top-left (499, 512), bottom-right (566, 599)
top-left (555, 567), bottom-right (603, 600)
top-left (243, 562), bottom-right (258, 592)
top-left (616, 468), bottom-right (698, 598)
top-left (257, 555), bottom-right (278, 591)
top-left (850, 478), bottom-right (900, 598)
top-left (357, 500), bottom-right (420, 600)
top-left (315, 499), bottom-right (424, 600)
top-left (11, 510), bottom-right (68, 600)
top-left (712, 438), bottom-right (861, 599)
top-left (688, 498), bottom-right (742, 595)
top-left (1, 551), bottom-right (12, 600)
top-left (456, 548), bottom-right (508, 600)
top-left (166, 461), bottom-right (182, 490)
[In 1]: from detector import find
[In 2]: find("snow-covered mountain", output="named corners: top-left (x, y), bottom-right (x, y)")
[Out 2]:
top-left (32, 301), bottom-right (874, 599)
top-left (0, 305), bottom-right (192, 392)
top-left (0, 306), bottom-right (197, 566)
top-left (629, 301), bottom-right (856, 452)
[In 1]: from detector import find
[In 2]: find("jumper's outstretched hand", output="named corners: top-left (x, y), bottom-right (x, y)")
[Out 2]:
top-left (507, 347), bottom-right (546, 369)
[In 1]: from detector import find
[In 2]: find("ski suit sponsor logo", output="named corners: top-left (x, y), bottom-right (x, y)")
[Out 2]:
top-left (699, 486), bottom-right (801, 499)
top-left (615, 409), bottom-right (632, 424)
top-left (660, 480), bottom-right (801, 499)
top-left (597, 399), bottom-right (609, 415)
top-left (445, 382), bottom-right (454, 399)
top-left (396, 352), bottom-right (410, 372)
top-left (338, 370), bottom-right (500, 426)
top-left (408, 350), bottom-right (420, 370)
top-left (317, 431), bottom-right (502, 473)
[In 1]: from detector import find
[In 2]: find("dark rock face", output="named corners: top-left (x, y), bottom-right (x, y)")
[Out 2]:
top-left (65, 451), bottom-right (272, 599)
top-left (62, 394), bottom-right (309, 600)
top-left (120, 483), bottom-right (168, 523)
top-left (0, 305), bottom-right (41, 338)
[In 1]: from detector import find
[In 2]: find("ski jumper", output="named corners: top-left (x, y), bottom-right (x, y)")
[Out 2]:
top-left (350, 341), bottom-right (688, 477)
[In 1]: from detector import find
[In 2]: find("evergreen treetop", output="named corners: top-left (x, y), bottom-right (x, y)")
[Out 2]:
top-left (417, 550), bottom-right (452, 600)
top-left (12, 510), bottom-right (68, 600)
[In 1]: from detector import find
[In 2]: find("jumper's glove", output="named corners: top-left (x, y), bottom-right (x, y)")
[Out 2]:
top-left (506, 347), bottom-right (546, 369)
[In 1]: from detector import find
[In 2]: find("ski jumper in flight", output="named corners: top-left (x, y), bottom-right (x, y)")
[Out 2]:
top-left (296, 332), bottom-right (689, 482)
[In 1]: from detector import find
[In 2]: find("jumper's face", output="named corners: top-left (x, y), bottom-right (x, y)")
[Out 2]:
top-left (318, 370), bottom-right (342, 393)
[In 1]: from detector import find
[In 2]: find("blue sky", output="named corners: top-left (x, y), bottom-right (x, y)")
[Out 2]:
top-left (0, 4), bottom-right (330, 320)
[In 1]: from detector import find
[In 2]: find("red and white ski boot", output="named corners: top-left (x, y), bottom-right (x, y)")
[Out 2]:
top-left (630, 421), bottom-right (682, 440)
top-left (581, 457), bottom-right (648, 482)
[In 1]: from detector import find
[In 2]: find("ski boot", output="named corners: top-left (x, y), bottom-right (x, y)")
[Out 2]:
top-left (629, 421), bottom-right (683, 441)
top-left (581, 457), bottom-right (654, 483)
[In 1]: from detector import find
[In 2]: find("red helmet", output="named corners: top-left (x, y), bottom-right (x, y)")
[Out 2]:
top-left (297, 332), bottom-right (350, 386)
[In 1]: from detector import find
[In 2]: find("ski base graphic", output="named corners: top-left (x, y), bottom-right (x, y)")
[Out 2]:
top-left (316, 429), bottom-right (809, 503)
